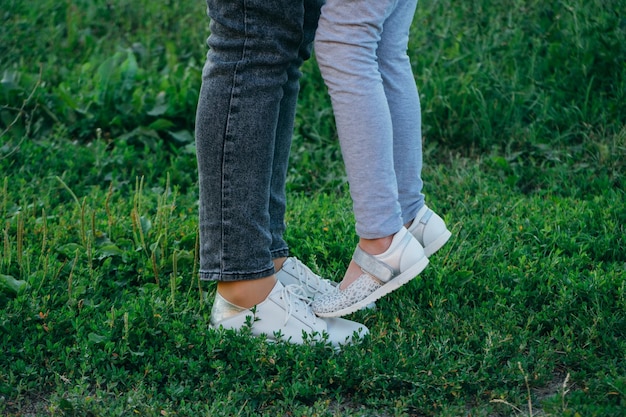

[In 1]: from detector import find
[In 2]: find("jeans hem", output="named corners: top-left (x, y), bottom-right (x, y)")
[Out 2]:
top-left (271, 248), bottom-right (290, 259)
top-left (199, 266), bottom-right (276, 282)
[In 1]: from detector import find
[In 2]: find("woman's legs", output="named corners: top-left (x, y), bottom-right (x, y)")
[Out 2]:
top-left (196, 0), bottom-right (369, 343)
top-left (270, 0), bottom-right (323, 264)
top-left (196, 0), bottom-right (312, 304)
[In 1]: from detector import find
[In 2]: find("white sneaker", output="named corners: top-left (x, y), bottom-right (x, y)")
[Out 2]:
top-left (210, 281), bottom-right (368, 346)
top-left (275, 257), bottom-right (336, 300)
top-left (312, 227), bottom-right (429, 318)
top-left (407, 205), bottom-right (451, 257)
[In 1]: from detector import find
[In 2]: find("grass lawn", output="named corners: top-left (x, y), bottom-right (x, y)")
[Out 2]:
top-left (1, 0), bottom-right (625, 415)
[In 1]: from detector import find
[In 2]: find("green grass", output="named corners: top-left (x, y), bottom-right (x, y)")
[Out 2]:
top-left (1, 0), bottom-right (625, 416)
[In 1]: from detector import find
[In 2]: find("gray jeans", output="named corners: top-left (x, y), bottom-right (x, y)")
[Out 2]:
top-left (315, 0), bottom-right (425, 239)
top-left (195, 0), bottom-right (324, 281)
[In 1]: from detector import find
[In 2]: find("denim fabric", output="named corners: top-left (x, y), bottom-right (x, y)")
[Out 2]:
top-left (195, 0), bottom-right (323, 281)
top-left (315, 0), bottom-right (425, 239)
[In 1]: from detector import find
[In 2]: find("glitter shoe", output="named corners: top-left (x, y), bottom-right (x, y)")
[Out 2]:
top-left (312, 227), bottom-right (428, 317)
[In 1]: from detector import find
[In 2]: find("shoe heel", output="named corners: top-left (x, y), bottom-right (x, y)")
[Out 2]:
top-left (423, 229), bottom-right (451, 257)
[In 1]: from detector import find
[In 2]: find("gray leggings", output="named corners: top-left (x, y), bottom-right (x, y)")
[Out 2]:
top-left (315, 0), bottom-right (425, 239)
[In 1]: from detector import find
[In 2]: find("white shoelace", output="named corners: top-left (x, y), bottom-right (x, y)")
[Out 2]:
top-left (280, 284), bottom-right (316, 326)
top-left (289, 259), bottom-right (335, 295)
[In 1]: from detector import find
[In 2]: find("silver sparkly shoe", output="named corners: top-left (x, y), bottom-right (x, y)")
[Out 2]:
top-left (312, 227), bottom-right (428, 317)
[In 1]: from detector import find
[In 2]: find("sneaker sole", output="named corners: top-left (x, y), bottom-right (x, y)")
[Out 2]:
top-left (315, 255), bottom-right (430, 318)
top-left (423, 229), bottom-right (452, 257)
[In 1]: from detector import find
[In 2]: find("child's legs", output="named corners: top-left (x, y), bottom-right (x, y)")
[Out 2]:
top-left (315, 0), bottom-right (402, 239)
top-left (378, 0), bottom-right (424, 225)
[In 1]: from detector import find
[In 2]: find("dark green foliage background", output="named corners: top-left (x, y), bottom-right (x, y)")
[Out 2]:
top-left (1, 0), bottom-right (625, 416)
